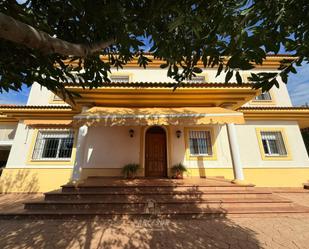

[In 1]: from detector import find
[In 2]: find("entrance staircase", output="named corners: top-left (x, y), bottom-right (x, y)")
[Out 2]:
top-left (19, 177), bottom-right (309, 217)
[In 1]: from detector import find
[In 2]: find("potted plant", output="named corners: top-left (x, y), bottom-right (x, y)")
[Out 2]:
top-left (122, 163), bottom-right (140, 179)
top-left (171, 163), bottom-right (187, 179)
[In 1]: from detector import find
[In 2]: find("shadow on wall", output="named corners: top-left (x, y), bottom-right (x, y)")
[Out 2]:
top-left (0, 216), bottom-right (261, 249)
top-left (0, 169), bottom-right (39, 193)
top-left (301, 129), bottom-right (309, 156)
top-left (197, 158), bottom-right (206, 178)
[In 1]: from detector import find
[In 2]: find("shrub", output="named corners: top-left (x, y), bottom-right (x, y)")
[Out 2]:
top-left (122, 163), bottom-right (140, 178)
top-left (171, 163), bottom-right (187, 178)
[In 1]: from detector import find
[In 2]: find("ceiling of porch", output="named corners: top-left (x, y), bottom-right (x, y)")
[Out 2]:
top-left (64, 82), bottom-right (260, 110)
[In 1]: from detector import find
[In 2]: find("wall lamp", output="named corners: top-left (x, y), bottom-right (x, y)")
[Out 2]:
top-left (129, 129), bottom-right (134, 137)
top-left (176, 130), bottom-right (182, 138)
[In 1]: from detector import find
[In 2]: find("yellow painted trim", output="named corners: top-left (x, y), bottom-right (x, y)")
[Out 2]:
top-left (0, 121), bottom-right (18, 125)
top-left (243, 168), bottom-right (309, 187)
top-left (65, 87), bottom-right (258, 110)
top-left (109, 72), bottom-right (133, 82)
top-left (26, 128), bottom-right (77, 165)
top-left (0, 168), bottom-right (72, 193)
top-left (255, 127), bottom-right (292, 161)
top-left (184, 127), bottom-right (217, 161)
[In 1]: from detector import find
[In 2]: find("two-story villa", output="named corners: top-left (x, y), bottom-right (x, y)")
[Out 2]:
top-left (0, 55), bottom-right (309, 193)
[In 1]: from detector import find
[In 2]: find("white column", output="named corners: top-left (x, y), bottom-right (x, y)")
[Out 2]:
top-left (71, 124), bottom-right (88, 183)
top-left (227, 123), bottom-right (244, 182)
top-left (71, 107), bottom-right (89, 183)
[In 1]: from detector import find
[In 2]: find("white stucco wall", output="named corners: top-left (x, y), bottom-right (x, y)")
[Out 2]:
top-left (0, 124), bottom-right (17, 141)
top-left (169, 125), bottom-right (233, 169)
top-left (27, 83), bottom-right (69, 106)
top-left (236, 120), bottom-right (309, 168)
top-left (6, 122), bottom-right (33, 168)
top-left (83, 126), bottom-right (141, 168)
top-left (26, 68), bottom-right (292, 107)
top-left (5, 123), bottom-right (73, 169)
top-left (4, 121), bottom-right (308, 173)
top-left (8, 67), bottom-right (303, 171)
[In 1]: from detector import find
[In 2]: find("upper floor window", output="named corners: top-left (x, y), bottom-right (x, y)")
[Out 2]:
top-left (0, 126), bottom-right (16, 141)
top-left (49, 93), bottom-right (65, 104)
top-left (53, 94), bottom-right (63, 101)
top-left (254, 92), bottom-right (272, 101)
top-left (189, 130), bottom-right (213, 156)
top-left (260, 131), bottom-right (287, 156)
top-left (186, 76), bottom-right (206, 83)
top-left (110, 75), bottom-right (130, 83)
top-left (32, 130), bottom-right (74, 160)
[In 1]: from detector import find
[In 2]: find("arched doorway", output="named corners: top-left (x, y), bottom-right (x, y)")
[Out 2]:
top-left (145, 126), bottom-right (167, 177)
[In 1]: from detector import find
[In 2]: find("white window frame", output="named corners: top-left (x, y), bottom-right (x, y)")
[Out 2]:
top-left (260, 131), bottom-right (286, 156)
top-left (32, 130), bottom-right (74, 161)
top-left (186, 75), bottom-right (206, 83)
top-left (254, 92), bottom-right (272, 101)
top-left (110, 75), bottom-right (130, 83)
top-left (188, 130), bottom-right (213, 156)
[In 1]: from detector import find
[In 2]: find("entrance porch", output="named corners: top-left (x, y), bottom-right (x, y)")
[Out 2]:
top-left (70, 107), bottom-right (246, 183)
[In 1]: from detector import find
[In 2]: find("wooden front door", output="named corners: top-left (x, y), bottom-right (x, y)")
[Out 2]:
top-left (145, 126), bottom-right (167, 177)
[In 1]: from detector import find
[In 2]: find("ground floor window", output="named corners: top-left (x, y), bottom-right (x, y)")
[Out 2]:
top-left (260, 131), bottom-right (287, 156)
top-left (32, 130), bottom-right (74, 160)
top-left (189, 130), bottom-right (213, 156)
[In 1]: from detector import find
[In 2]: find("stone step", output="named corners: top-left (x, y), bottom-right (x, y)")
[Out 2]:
top-left (61, 185), bottom-right (255, 193)
top-left (3, 205), bottom-right (309, 219)
top-left (44, 191), bottom-right (274, 201)
top-left (24, 198), bottom-right (293, 212)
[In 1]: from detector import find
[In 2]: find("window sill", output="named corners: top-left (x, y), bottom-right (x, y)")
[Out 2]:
top-left (250, 101), bottom-right (276, 105)
top-left (187, 155), bottom-right (217, 161)
top-left (262, 155), bottom-right (292, 161)
top-left (27, 159), bottom-right (73, 165)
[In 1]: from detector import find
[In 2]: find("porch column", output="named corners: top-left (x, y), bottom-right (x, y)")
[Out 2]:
top-left (226, 123), bottom-right (245, 183)
top-left (71, 107), bottom-right (89, 183)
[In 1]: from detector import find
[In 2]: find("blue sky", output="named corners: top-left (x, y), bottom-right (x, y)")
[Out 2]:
top-left (0, 64), bottom-right (308, 106)
top-left (287, 64), bottom-right (309, 106)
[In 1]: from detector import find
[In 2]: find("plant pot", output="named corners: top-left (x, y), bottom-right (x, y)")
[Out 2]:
top-left (173, 171), bottom-right (183, 179)
top-left (126, 172), bottom-right (135, 179)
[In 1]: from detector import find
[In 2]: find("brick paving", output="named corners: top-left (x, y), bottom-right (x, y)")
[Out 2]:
top-left (0, 192), bottom-right (309, 248)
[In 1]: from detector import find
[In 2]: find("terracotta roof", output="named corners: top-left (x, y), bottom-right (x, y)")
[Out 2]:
top-left (116, 52), bottom-right (296, 58)
top-left (0, 105), bottom-right (72, 110)
top-left (239, 107), bottom-right (309, 111)
top-left (64, 82), bottom-right (255, 88)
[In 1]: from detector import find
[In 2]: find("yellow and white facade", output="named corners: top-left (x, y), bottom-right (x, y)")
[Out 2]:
top-left (0, 55), bottom-right (309, 192)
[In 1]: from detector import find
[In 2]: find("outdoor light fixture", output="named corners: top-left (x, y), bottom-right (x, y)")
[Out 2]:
top-left (129, 129), bottom-right (134, 137)
top-left (176, 130), bottom-right (182, 138)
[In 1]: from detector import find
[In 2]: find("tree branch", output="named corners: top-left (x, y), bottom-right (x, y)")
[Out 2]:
top-left (0, 12), bottom-right (114, 57)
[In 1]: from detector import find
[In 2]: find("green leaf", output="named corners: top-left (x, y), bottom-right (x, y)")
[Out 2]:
top-left (281, 73), bottom-right (288, 84)
top-left (225, 70), bottom-right (233, 83)
top-left (160, 64), bottom-right (169, 69)
top-left (192, 67), bottom-right (202, 73)
top-left (236, 71), bottom-right (242, 84)
top-left (216, 63), bottom-right (224, 77)
top-left (290, 66), bottom-right (297, 74)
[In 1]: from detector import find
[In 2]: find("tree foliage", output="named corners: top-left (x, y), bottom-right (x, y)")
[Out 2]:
top-left (0, 0), bottom-right (308, 98)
